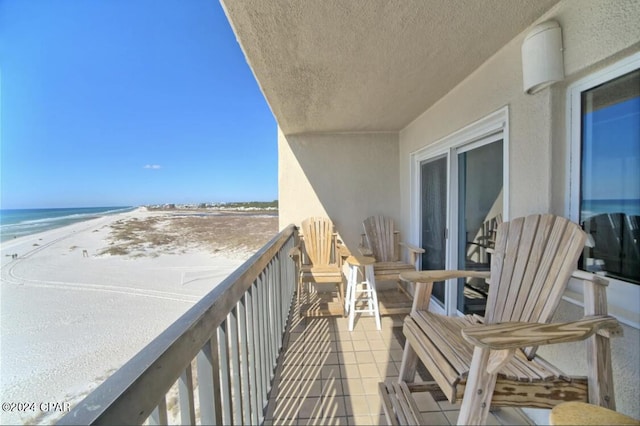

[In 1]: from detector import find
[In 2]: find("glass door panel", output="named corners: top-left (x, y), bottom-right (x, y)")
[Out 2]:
top-left (420, 156), bottom-right (448, 306)
top-left (456, 140), bottom-right (503, 315)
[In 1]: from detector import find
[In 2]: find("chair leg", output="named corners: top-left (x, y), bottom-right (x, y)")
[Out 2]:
top-left (587, 333), bottom-right (616, 409)
top-left (297, 277), bottom-right (303, 316)
top-left (398, 340), bottom-right (419, 383)
top-left (338, 280), bottom-right (345, 317)
top-left (457, 346), bottom-right (497, 426)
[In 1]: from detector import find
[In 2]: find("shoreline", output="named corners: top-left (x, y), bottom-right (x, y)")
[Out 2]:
top-left (0, 208), bottom-right (278, 424)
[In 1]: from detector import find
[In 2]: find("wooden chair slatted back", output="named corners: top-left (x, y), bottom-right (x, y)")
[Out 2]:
top-left (484, 215), bottom-right (587, 354)
top-left (301, 217), bottom-right (335, 266)
top-left (363, 216), bottom-right (399, 262)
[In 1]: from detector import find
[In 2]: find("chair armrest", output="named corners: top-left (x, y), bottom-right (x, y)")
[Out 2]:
top-left (337, 241), bottom-right (351, 261)
top-left (461, 315), bottom-right (622, 350)
top-left (400, 270), bottom-right (490, 283)
top-left (572, 269), bottom-right (609, 286)
top-left (358, 245), bottom-right (374, 256)
top-left (399, 242), bottom-right (425, 254)
top-left (288, 246), bottom-right (301, 259)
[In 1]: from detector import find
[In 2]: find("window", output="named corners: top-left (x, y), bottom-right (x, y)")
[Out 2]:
top-left (578, 69), bottom-right (640, 284)
top-left (569, 53), bottom-right (640, 327)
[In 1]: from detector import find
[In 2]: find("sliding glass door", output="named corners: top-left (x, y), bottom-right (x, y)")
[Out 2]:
top-left (415, 112), bottom-right (507, 316)
top-left (420, 156), bottom-right (448, 306)
top-left (456, 140), bottom-right (503, 315)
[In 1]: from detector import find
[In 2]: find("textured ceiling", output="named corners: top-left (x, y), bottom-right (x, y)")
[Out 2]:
top-left (221, 0), bottom-right (560, 135)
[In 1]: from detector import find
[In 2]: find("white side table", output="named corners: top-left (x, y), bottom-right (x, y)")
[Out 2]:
top-left (345, 255), bottom-right (381, 331)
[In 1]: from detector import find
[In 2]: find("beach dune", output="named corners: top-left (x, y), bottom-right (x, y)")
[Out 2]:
top-left (0, 207), bottom-right (277, 424)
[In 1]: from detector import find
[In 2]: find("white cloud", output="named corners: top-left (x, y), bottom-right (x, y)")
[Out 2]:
top-left (144, 164), bottom-right (162, 169)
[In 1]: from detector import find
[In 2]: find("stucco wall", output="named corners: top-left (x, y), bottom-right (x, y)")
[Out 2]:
top-left (530, 300), bottom-right (640, 422)
top-left (278, 129), bottom-right (400, 251)
top-left (397, 0), bottom-right (640, 421)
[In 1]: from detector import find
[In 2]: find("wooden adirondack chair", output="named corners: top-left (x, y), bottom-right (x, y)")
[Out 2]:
top-left (360, 215), bottom-right (425, 293)
top-left (290, 217), bottom-right (348, 317)
top-left (379, 214), bottom-right (622, 425)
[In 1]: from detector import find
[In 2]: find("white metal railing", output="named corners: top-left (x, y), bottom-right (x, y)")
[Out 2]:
top-left (59, 225), bottom-right (297, 425)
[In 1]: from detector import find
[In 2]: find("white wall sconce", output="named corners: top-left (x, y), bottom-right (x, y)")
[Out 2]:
top-left (522, 20), bottom-right (565, 94)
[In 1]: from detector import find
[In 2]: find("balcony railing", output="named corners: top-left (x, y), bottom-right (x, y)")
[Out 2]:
top-left (60, 224), bottom-right (297, 425)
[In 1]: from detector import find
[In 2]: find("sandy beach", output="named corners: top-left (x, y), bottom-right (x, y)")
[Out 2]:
top-left (0, 207), bottom-right (278, 424)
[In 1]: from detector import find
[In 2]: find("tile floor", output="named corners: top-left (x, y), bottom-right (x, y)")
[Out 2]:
top-left (264, 303), bottom-right (533, 425)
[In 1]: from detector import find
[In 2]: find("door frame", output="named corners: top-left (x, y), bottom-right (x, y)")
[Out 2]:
top-left (409, 106), bottom-right (510, 315)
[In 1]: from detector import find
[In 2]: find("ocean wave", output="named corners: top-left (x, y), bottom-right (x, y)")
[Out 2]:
top-left (0, 206), bottom-right (134, 242)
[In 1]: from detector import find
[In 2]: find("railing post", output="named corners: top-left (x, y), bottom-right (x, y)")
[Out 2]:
top-left (238, 295), bottom-right (251, 425)
top-left (228, 306), bottom-right (242, 424)
top-left (196, 337), bottom-right (221, 425)
top-left (57, 226), bottom-right (297, 426)
top-left (218, 320), bottom-right (232, 424)
top-left (178, 365), bottom-right (196, 425)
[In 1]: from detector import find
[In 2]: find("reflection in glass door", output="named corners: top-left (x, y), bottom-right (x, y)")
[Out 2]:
top-left (420, 156), bottom-right (448, 306)
top-left (456, 140), bottom-right (503, 315)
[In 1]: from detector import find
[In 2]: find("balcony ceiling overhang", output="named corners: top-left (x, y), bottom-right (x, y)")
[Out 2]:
top-left (221, 0), bottom-right (559, 135)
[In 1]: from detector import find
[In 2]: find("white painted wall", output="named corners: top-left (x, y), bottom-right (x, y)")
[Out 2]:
top-left (397, 0), bottom-right (640, 421)
top-left (278, 129), bottom-right (400, 251)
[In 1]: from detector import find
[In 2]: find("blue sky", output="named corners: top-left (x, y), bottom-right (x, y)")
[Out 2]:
top-left (582, 97), bottom-right (640, 201)
top-left (0, 0), bottom-right (277, 209)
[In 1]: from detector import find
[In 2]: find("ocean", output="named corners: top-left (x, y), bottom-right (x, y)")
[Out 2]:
top-left (0, 206), bottom-right (135, 242)
top-left (581, 198), bottom-right (640, 220)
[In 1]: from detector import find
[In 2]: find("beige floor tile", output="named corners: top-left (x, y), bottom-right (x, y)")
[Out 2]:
top-left (348, 415), bottom-right (374, 425)
top-left (484, 411), bottom-right (502, 425)
top-left (324, 353), bottom-right (340, 365)
top-left (340, 351), bottom-right (357, 365)
top-left (355, 351), bottom-right (374, 363)
top-left (352, 339), bottom-right (371, 351)
top-left (314, 414), bottom-right (349, 426)
top-left (277, 379), bottom-right (323, 398)
top-left (364, 330), bottom-right (384, 342)
top-left (414, 391), bottom-right (441, 412)
top-left (389, 349), bottom-right (404, 362)
top-left (357, 363), bottom-right (380, 378)
top-left (282, 351), bottom-right (305, 365)
top-left (273, 397), bottom-right (302, 420)
top-left (368, 339), bottom-right (388, 351)
top-left (341, 367), bottom-right (361, 380)
top-left (344, 395), bottom-right (373, 416)
top-left (387, 339), bottom-right (403, 350)
top-left (361, 319), bottom-right (381, 330)
top-left (322, 396), bottom-right (347, 417)
top-left (268, 418), bottom-right (298, 426)
top-left (298, 396), bottom-right (324, 419)
top-left (305, 339), bottom-right (332, 353)
top-left (360, 377), bottom-right (381, 395)
top-left (349, 331), bottom-right (368, 341)
top-left (322, 378), bottom-right (345, 397)
top-left (493, 407), bottom-right (534, 425)
top-left (269, 311), bottom-right (485, 426)
top-left (371, 350), bottom-right (391, 364)
top-left (443, 410), bottom-right (460, 424)
top-left (437, 399), bottom-right (461, 411)
top-left (337, 340), bottom-right (355, 352)
top-left (302, 351), bottom-right (328, 366)
top-left (421, 411), bottom-right (450, 425)
top-left (321, 364), bottom-right (342, 380)
top-left (365, 392), bottom-right (384, 414)
top-left (381, 362), bottom-right (398, 377)
top-left (284, 365), bottom-right (321, 383)
top-left (341, 378), bottom-right (365, 395)
top-left (372, 413), bottom-right (388, 425)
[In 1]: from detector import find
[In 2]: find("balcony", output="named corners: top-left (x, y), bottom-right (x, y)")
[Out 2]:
top-left (60, 226), bottom-right (530, 425)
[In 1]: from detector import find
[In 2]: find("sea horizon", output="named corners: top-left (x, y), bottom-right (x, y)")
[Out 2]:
top-left (0, 206), bottom-right (136, 242)
top-left (581, 198), bottom-right (640, 220)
